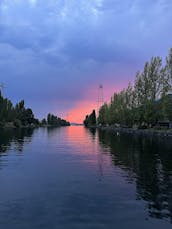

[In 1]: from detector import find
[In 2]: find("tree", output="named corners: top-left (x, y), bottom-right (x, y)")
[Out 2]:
top-left (0, 92), bottom-right (39, 127)
top-left (166, 48), bottom-right (172, 87)
top-left (97, 47), bottom-right (172, 128)
top-left (84, 110), bottom-right (97, 126)
top-left (46, 113), bottom-right (70, 126)
top-left (41, 118), bottom-right (47, 125)
top-left (98, 103), bottom-right (109, 125)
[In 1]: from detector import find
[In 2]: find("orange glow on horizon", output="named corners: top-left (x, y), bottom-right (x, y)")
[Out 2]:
top-left (67, 100), bottom-right (97, 123)
top-left (63, 84), bottom-right (125, 123)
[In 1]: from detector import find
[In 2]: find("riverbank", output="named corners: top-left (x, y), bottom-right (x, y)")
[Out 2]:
top-left (98, 125), bottom-right (172, 138)
top-left (40, 124), bottom-right (70, 128)
top-left (0, 122), bottom-right (70, 130)
top-left (0, 122), bottom-right (39, 129)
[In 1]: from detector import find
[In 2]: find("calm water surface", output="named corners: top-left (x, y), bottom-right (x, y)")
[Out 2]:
top-left (0, 126), bottom-right (172, 229)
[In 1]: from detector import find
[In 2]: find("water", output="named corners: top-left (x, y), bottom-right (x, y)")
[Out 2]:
top-left (0, 126), bottom-right (172, 229)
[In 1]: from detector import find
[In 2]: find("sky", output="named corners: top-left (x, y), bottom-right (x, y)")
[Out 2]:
top-left (0, 0), bottom-right (172, 123)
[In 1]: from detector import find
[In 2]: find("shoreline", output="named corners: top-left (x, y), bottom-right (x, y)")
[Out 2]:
top-left (0, 123), bottom-right (70, 130)
top-left (86, 125), bottom-right (172, 138)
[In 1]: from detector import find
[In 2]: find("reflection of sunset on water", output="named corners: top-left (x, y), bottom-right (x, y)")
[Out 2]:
top-left (65, 126), bottom-right (111, 171)
top-left (66, 126), bottom-right (98, 153)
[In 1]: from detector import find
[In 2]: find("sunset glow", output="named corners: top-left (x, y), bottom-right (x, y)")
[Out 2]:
top-left (0, 1), bottom-right (172, 122)
top-left (68, 101), bottom-right (97, 123)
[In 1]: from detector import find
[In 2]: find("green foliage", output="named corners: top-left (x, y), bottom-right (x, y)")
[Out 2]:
top-left (0, 90), bottom-right (38, 127)
top-left (84, 110), bottom-right (97, 127)
top-left (160, 95), bottom-right (172, 121)
top-left (0, 90), bottom-right (70, 128)
top-left (47, 113), bottom-right (70, 126)
top-left (98, 48), bottom-right (172, 128)
top-left (98, 104), bottom-right (109, 125)
top-left (13, 119), bottom-right (22, 128)
top-left (41, 118), bottom-right (47, 125)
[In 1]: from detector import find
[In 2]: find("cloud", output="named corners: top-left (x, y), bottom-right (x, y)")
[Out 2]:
top-left (0, 0), bottom-right (172, 121)
top-left (29, 0), bottom-right (37, 6)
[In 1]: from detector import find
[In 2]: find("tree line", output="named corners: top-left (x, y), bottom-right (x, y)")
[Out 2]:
top-left (83, 48), bottom-right (172, 128)
top-left (41, 113), bottom-right (70, 126)
top-left (98, 48), bottom-right (172, 128)
top-left (0, 91), bottom-right (39, 128)
top-left (0, 91), bottom-right (70, 128)
top-left (83, 110), bottom-right (96, 127)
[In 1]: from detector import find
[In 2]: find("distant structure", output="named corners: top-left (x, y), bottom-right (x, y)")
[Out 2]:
top-left (97, 84), bottom-right (104, 114)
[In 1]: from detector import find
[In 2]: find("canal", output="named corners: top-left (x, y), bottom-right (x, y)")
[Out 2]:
top-left (0, 126), bottom-right (172, 229)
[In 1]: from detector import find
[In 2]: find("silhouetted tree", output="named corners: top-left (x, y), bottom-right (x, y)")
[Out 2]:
top-left (0, 91), bottom-right (39, 128)
top-left (97, 48), bottom-right (172, 128)
top-left (46, 113), bottom-right (70, 126)
top-left (84, 110), bottom-right (97, 127)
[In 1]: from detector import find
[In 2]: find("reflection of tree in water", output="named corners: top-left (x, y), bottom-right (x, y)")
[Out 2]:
top-left (85, 127), bottom-right (97, 141)
top-left (98, 130), bottom-right (172, 222)
top-left (46, 126), bottom-right (62, 138)
top-left (0, 128), bottom-right (34, 154)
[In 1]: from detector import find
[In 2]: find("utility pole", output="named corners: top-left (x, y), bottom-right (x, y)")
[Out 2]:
top-left (97, 84), bottom-right (104, 115)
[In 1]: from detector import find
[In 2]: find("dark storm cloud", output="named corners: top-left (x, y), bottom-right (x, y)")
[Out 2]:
top-left (0, 0), bottom-right (172, 118)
